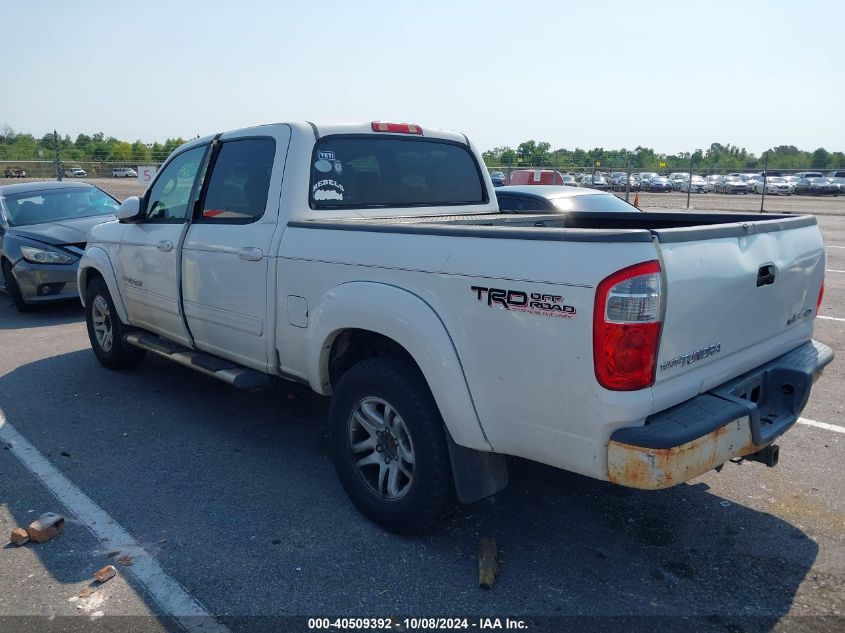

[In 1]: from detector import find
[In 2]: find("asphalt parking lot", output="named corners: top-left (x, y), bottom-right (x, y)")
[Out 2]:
top-left (0, 210), bottom-right (843, 633)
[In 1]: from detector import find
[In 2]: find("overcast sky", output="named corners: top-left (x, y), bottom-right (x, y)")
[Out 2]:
top-left (3, 0), bottom-right (843, 155)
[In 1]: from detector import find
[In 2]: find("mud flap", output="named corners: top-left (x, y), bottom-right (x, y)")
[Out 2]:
top-left (445, 429), bottom-right (508, 504)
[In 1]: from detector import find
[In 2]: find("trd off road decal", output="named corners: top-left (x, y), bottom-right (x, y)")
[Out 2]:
top-left (471, 286), bottom-right (576, 319)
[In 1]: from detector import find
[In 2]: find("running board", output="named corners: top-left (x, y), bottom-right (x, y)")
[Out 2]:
top-left (124, 332), bottom-right (270, 391)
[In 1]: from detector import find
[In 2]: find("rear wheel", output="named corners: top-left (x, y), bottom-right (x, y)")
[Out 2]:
top-left (84, 277), bottom-right (146, 369)
top-left (2, 259), bottom-right (31, 312)
top-left (330, 356), bottom-right (456, 534)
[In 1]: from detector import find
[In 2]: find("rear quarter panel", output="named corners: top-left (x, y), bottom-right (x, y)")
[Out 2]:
top-left (277, 226), bottom-right (660, 480)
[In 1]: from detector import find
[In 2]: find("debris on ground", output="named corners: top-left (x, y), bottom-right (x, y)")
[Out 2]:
top-left (478, 537), bottom-right (499, 590)
top-left (106, 550), bottom-right (120, 557)
top-left (74, 589), bottom-right (106, 613)
top-left (27, 513), bottom-right (65, 544)
top-left (94, 565), bottom-right (117, 584)
top-left (117, 554), bottom-right (134, 566)
top-left (10, 527), bottom-right (30, 546)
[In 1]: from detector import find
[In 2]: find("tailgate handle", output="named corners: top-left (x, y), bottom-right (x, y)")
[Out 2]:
top-left (757, 264), bottom-right (777, 287)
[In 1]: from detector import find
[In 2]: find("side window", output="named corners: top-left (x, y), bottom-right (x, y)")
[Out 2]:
top-left (200, 138), bottom-right (275, 222)
top-left (496, 195), bottom-right (517, 211)
top-left (146, 146), bottom-right (206, 222)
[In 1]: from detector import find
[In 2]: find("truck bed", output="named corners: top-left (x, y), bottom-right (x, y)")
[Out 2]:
top-left (290, 211), bottom-right (816, 243)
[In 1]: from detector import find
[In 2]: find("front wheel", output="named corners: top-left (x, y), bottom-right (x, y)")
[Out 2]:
top-left (85, 277), bottom-right (146, 369)
top-left (330, 356), bottom-right (456, 534)
top-left (2, 259), bottom-right (31, 312)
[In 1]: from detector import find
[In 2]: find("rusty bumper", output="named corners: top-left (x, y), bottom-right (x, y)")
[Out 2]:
top-left (607, 340), bottom-right (833, 490)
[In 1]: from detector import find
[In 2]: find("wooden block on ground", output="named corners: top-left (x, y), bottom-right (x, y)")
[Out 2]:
top-left (10, 528), bottom-right (29, 546)
top-left (478, 537), bottom-right (499, 589)
top-left (27, 513), bottom-right (65, 544)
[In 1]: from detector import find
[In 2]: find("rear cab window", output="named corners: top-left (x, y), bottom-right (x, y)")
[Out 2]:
top-left (309, 136), bottom-right (487, 210)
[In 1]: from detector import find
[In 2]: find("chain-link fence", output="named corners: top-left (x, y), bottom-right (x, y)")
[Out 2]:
top-left (2, 158), bottom-right (844, 216)
top-left (485, 161), bottom-right (845, 215)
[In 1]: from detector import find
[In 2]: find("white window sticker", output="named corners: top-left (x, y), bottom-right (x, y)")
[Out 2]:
top-left (312, 179), bottom-right (344, 201)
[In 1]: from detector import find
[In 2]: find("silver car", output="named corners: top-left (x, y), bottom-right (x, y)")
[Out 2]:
top-left (753, 176), bottom-right (792, 195)
top-left (0, 181), bottom-right (118, 311)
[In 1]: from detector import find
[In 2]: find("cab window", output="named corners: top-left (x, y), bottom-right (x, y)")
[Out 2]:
top-left (200, 138), bottom-right (275, 222)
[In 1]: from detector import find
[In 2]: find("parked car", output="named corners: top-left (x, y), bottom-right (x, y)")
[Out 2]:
top-left (753, 176), bottom-right (792, 195)
top-left (112, 167), bottom-right (138, 178)
top-left (705, 175), bottom-right (722, 191)
top-left (826, 170), bottom-right (845, 179)
top-left (508, 169), bottom-right (567, 186)
top-left (668, 173), bottom-right (688, 190)
top-left (784, 175), bottom-right (802, 190)
top-left (714, 176), bottom-right (749, 194)
top-left (676, 175), bottom-right (708, 193)
top-left (794, 172), bottom-right (825, 180)
top-left (609, 173), bottom-right (629, 191)
top-left (560, 174), bottom-right (578, 187)
top-left (77, 120), bottom-right (831, 533)
top-left (794, 177), bottom-right (839, 196)
top-left (828, 177), bottom-right (845, 194)
top-left (495, 185), bottom-right (640, 213)
top-left (0, 181), bottom-right (119, 311)
top-left (580, 173), bottom-right (609, 190)
top-left (641, 175), bottom-right (673, 192)
top-left (4, 167), bottom-right (27, 178)
top-left (744, 174), bottom-right (764, 191)
top-left (63, 167), bottom-right (88, 178)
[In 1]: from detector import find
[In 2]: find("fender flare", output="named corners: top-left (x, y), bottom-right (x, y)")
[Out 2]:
top-left (306, 281), bottom-right (492, 452)
top-left (77, 247), bottom-right (129, 323)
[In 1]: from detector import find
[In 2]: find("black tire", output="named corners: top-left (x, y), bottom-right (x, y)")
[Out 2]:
top-left (2, 259), bottom-right (31, 312)
top-left (84, 276), bottom-right (146, 369)
top-left (330, 356), bottom-right (456, 534)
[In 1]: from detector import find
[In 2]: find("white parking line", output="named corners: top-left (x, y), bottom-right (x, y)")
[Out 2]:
top-left (818, 315), bottom-right (845, 322)
top-left (826, 269), bottom-right (845, 273)
top-left (828, 245), bottom-right (845, 249)
top-left (798, 417), bottom-right (845, 434)
top-left (0, 411), bottom-right (230, 633)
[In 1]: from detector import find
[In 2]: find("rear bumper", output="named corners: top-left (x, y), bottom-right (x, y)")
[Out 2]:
top-left (607, 340), bottom-right (833, 489)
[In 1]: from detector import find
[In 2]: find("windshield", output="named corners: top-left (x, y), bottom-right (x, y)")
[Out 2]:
top-left (3, 187), bottom-right (119, 227)
top-left (808, 178), bottom-right (828, 183)
top-left (768, 177), bottom-right (785, 183)
top-left (552, 193), bottom-right (639, 213)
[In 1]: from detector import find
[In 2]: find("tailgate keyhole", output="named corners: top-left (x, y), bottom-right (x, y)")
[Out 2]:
top-left (757, 264), bottom-right (777, 287)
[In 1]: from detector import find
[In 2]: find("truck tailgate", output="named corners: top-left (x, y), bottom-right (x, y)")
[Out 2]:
top-left (651, 219), bottom-right (825, 408)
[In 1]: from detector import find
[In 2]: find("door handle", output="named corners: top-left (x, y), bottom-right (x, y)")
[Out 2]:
top-left (157, 240), bottom-right (173, 252)
top-left (238, 247), bottom-right (263, 261)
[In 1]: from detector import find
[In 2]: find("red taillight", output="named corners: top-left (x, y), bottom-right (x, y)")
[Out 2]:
top-left (593, 260), bottom-right (663, 391)
top-left (817, 279), bottom-right (825, 314)
top-left (371, 121), bottom-right (423, 135)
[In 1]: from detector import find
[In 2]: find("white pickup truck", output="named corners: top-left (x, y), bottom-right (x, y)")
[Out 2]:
top-left (78, 121), bottom-right (832, 533)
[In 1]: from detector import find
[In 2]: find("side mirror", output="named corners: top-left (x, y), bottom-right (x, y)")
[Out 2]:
top-left (116, 196), bottom-right (143, 223)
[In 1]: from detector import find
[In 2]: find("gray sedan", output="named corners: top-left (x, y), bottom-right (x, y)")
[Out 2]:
top-left (0, 181), bottom-right (119, 311)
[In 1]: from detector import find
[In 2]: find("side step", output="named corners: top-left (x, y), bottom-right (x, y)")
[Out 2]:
top-left (124, 332), bottom-right (270, 391)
